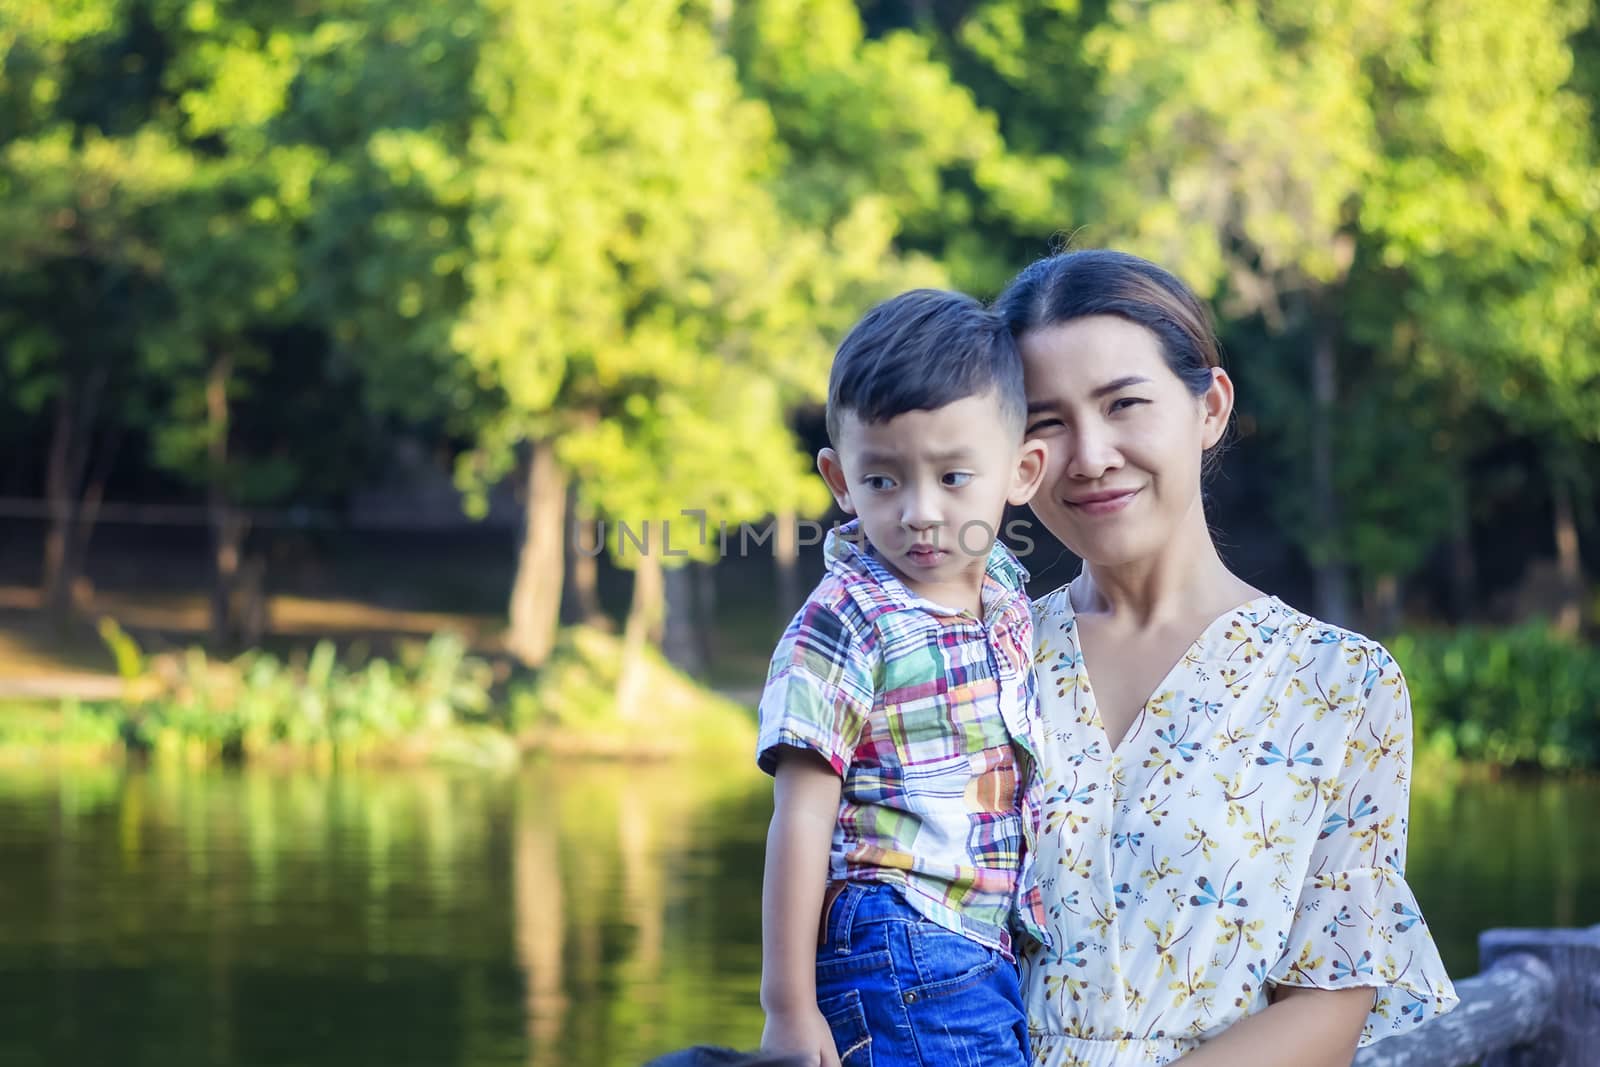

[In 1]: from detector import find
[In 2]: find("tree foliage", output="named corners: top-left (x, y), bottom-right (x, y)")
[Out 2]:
top-left (1, 0), bottom-right (1596, 651)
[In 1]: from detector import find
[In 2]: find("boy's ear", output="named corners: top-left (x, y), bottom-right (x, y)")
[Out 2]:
top-left (817, 448), bottom-right (855, 514)
top-left (1007, 437), bottom-right (1048, 506)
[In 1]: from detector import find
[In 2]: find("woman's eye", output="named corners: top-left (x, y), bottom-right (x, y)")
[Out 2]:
top-left (1025, 417), bottom-right (1063, 435)
top-left (1109, 397), bottom-right (1148, 414)
top-left (943, 472), bottom-right (973, 488)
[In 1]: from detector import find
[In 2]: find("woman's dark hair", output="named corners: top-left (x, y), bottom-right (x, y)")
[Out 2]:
top-left (993, 249), bottom-right (1221, 397)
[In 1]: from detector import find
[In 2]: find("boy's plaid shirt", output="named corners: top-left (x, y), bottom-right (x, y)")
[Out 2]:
top-left (756, 521), bottom-right (1049, 958)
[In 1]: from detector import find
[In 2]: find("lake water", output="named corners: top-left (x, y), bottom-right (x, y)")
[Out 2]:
top-left (0, 762), bottom-right (1594, 1066)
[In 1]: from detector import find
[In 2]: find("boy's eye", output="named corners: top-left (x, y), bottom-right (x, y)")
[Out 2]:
top-left (1025, 417), bottom-right (1063, 435)
top-left (943, 472), bottom-right (974, 488)
top-left (863, 475), bottom-right (896, 491)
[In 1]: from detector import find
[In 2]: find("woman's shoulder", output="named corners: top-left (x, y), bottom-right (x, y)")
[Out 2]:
top-left (1269, 598), bottom-right (1400, 669)
top-left (1266, 599), bottom-right (1409, 728)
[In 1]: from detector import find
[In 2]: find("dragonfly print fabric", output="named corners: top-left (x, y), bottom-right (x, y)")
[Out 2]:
top-left (1020, 590), bottom-right (1458, 1067)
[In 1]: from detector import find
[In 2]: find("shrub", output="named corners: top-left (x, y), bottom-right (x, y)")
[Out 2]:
top-left (1389, 623), bottom-right (1600, 771)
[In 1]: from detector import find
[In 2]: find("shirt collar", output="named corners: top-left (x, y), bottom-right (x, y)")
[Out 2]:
top-left (822, 518), bottom-right (1030, 616)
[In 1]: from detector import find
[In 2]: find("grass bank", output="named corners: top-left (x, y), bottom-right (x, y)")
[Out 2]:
top-left (0, 621), bottom-right (755, 769)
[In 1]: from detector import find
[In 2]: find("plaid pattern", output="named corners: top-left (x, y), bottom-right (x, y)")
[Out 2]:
top-left (757, 521), bottom-right (1049, 957)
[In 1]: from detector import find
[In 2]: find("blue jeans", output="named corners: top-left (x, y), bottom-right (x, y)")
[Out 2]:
top-left (815, 883), bottom-right (1031, 1067)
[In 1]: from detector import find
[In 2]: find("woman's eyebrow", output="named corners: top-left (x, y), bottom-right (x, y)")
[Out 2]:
top-left (1090, 375), bottom-right (1153, 398)
top-left (1026, 375), bottom-right (1152, 412)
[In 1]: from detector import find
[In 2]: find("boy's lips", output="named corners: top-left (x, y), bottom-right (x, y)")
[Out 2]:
top-left (904, 544), bottom-right (949, 567)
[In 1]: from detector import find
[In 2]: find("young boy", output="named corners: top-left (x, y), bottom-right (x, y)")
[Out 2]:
top-left (756, 289), bottom-right (1050, 1067)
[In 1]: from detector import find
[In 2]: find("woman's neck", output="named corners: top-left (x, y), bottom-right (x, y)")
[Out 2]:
top-left (1072, 516), bottom-right (1256, 630)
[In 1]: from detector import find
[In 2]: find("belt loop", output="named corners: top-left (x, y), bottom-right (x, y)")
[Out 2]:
top-left (819, 881), bottom-right (860, 956)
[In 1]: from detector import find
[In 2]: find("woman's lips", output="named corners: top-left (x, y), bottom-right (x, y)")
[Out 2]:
top-left (1065, 487), bottom-right (1140, 516)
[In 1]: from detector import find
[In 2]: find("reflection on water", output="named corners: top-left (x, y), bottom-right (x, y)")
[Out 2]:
top-left (1407, 773), bottom-right (1600, 976)
top-left (0, 763), bottom-right (1592, 1066)
top-left (0, 762), bottom-right (769, 1067)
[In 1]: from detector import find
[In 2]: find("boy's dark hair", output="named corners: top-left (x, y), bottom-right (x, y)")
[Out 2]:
top-left (825, 288), bottom-right (1027, 445)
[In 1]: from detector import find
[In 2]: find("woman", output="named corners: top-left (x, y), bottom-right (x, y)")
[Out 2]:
top-left (995, 250), bottom-right (1457, 1067)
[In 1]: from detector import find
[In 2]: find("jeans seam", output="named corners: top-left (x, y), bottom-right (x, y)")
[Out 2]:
top-left (886, 922), bottom-right (923, 1067)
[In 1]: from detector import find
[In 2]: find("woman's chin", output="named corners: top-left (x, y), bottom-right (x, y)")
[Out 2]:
top-left (1059, 526), bottom-right (1166, 570)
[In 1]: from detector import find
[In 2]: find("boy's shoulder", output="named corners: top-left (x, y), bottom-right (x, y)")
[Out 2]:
top-left (772, 567), bottom-right (952, 684)
top-left (792, 564), bottom-right (919, 637)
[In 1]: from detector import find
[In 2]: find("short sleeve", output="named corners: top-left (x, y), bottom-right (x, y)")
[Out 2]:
top-left (1268, 644), bottom-right (1460, 1044)
top-left (755, 596), bottom-right (877, 777)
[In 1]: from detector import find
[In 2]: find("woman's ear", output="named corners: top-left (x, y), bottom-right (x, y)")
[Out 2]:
top-left (1007, 437), bottom-right (1049, 506)
top-left (817, 448), bottom-right (855, 514)
top-left (1200, 367), bottom-right (1234, 450)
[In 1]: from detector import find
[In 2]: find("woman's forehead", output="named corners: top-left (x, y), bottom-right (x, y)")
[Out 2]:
top-left (1020, 317), bottom-right (1171, 396)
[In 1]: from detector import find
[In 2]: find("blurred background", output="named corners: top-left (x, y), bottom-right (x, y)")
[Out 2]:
top-left (0, 0), bottom-right (1597, 1064)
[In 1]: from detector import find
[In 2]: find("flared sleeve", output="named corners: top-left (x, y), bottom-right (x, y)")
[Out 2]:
top-left (1268, 643), bottom-right (1459, 1044)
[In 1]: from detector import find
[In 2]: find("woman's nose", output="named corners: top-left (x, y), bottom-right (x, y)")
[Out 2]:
top-left (1066, 423), bottom-right (1120, 480)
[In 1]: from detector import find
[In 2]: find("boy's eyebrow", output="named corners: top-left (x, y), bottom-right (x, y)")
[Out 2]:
top-left (856, 447), bottom-right (976, 467)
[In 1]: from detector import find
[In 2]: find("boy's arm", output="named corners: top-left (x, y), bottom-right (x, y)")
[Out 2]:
top-left (759, 748), bottom-right (844, 1067)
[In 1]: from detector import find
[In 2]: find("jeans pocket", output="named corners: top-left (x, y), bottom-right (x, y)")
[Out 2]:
top-left (902, 921), bottom-right (1003, 1001)
top-left (817, 987), bottom-right (872, 1067)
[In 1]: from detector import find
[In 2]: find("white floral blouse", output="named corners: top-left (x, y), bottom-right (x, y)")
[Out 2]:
top-left (1021, 589), bottom-right (1458, 1067)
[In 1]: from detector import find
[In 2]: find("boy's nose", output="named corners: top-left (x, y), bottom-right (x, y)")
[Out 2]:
top-left (901, 487), bottom-right (941, 530)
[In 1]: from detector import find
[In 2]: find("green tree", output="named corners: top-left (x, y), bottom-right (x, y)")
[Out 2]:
top-left (455, 0), bottom-right (849, 670)
top-left (1362, 0), bottom-right (1600, 632)
top-left (721, 0), bottom-right (1066, 295)
top-left (0, 0), bottom-right (184, 623)
top-left (0, 127), bottom-right (191, 623)
top-left (1038, 0), bottom-right (1594, 629)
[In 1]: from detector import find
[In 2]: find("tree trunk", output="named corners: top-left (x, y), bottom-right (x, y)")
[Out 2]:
top-left (40, 368), bottom-right (106, 626)
top-left (70, 422), bottom-right (123, 569)
top-left (693, 562), bottom-right (718, 669)
top-left (507, 439), bottom-right (568, 667)
top-left (1551, 469), bottom-right (1583, 637)
top-left (775, 506), bottom-right (801, 625)
top-left (41, 390), bottom-right (80, 626)
top-left (661, 561), bottom-right (702, 676)
top-left (1450, 487), bottom-right (1477, 624)
top-left (207, 352), bottom-right (247, 650)
top-left (1364, 573), bottom-right (1401, 636)
top-left (562, 489), bottom-right (606, 627)
top-left (615, 534), bottom-right (664, 722)
top-left (708, 0), bottom-right (732, 43)
top-left (1309, 320), bottom-right (1351, 627)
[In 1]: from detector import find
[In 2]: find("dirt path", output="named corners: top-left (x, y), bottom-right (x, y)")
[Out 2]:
top-left (0, 584), bottom-right (505, 696)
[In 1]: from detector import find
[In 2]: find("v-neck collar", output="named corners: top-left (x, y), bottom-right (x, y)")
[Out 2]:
top-left (1046, 587), bottom-right (1282, 755)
